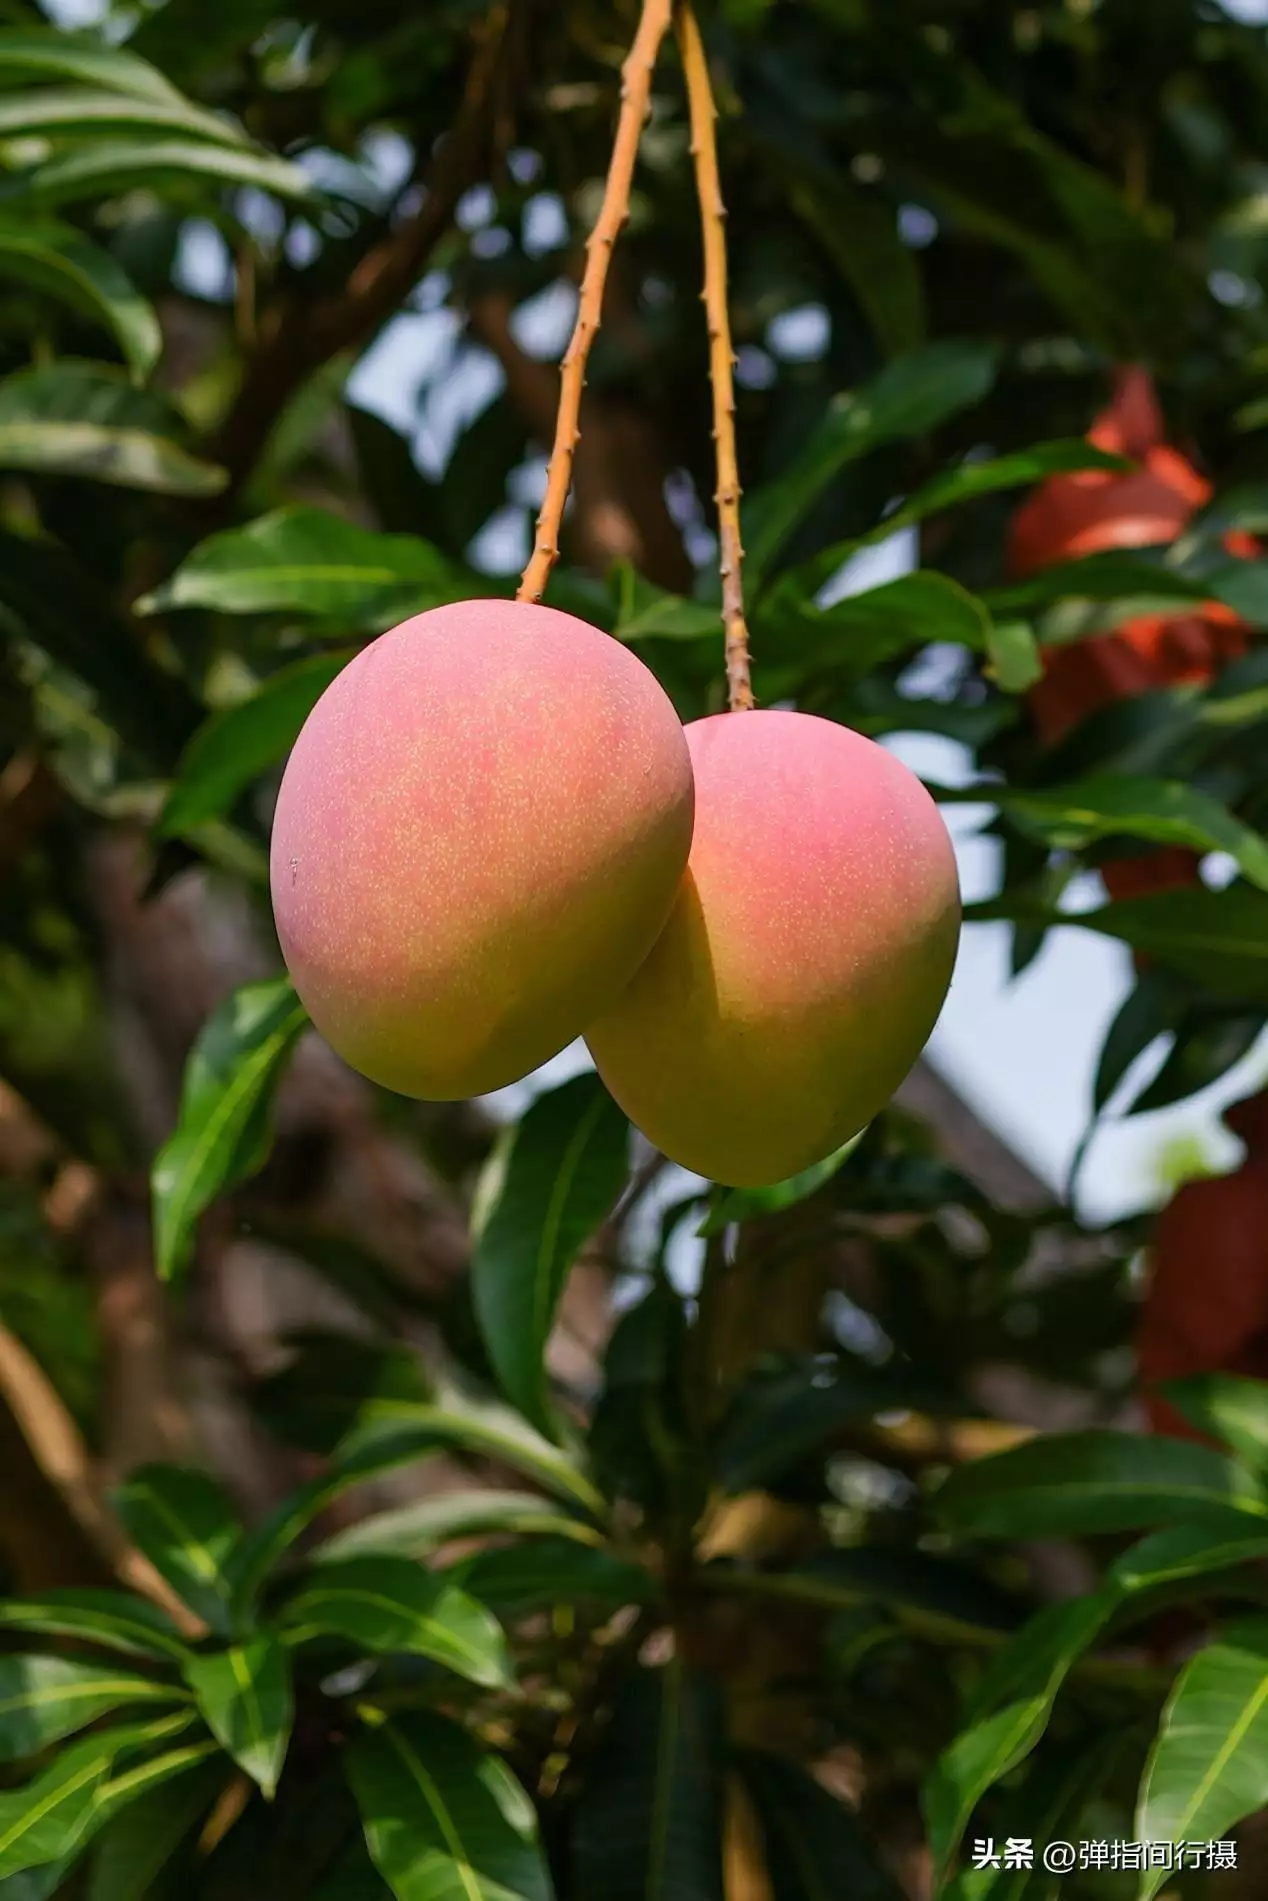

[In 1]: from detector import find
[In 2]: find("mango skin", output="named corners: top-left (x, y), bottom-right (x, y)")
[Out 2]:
top-left (584, 709), bottom-right (961, 1186)
top-left (270, 598), bottom-right (694, 1099)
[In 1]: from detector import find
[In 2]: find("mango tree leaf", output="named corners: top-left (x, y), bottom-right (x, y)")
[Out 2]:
top-left (700, 1133), bottom-right (864, 1235)
top-left (936, 1429), bottom-right (1268, 1539)
top-left (0, 1713), bottom-right (194, 1881)
top-left (347, 1712), bottom-right (553, 1901)
top-left (1127, 1010), bottom-right (1264, 1115)
top-left (1092, 972), bottom-right (1183, 1112)
top-left (610, 563), bottom-right (720, 641)
top-left (0, 87), bottom-right (249, 146)
top-left (1159, 1376), bottom-right (1268, 1472)
top-left (152, 978), bottom-right (308, 1285)
top-left (0, 359), bottom-right (225, 491)
top-left (158, 651), bottom-right (353, 837)
top-left (0, 1656), bottom-right (187, 1762)
top-left (184, 1639), bottom-right (292, 1800)
top-left (450, 1539), bottom-right (657, 1622)
top-left (137, 507), bottom-right (464, 626)
top-left (0, 1860), bottom-right (72, 1899)
top-left (738, 1748), bottom-right (905, 1901)
top-left (924, 1593), bottom-right (1118, 1882)
top-left (278, 1556), bottom-right (514, 1692)
top-left (0, 28), bottom-right (184, 100)
top-left (744, 340), bottom-right (999, 588)
top-left (0, 220), bottom-right (160, 379)
top-left (0, 140), bottom-right (316, 211)
top-left (572, 1663), bottom-right (725, 1899)
top-left (713, 1359), bottom-right (942, 1496)
top-left (313, 1491), bottom-right (603, 1565)
top-left (780, 162), bottom-right (926, 360)
top-left (111, 1466), bottom-right (241, 1632)
top-left (1136, 1619), bottom-right (1268, 1898)
top-left (983, 621), bottom-right (1043, 694)
top-left (775, 573), bottom-right (992, 679)
top-left (997, 777), bottom-right (1268, 893)
top-left (310, 1841), bottom-right (395, 1899)
top-left (472, 1074), bottom-right (629, 1439)
top-left (0, 1593), bottom-right (189, 1662)
top-left (87, 1757), bottom-right (225, 1901)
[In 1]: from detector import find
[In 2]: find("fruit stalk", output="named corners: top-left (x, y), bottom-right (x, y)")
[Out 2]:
top-left (675, 0), bottom-right (754, 712)
top-left (516, 0), bottom-right (674, 604)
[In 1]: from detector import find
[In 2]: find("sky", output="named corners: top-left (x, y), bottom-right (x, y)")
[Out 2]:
top-left (36, 0), bottom-right (1268, 1231)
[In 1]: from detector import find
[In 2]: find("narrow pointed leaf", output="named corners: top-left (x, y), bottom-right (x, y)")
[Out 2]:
top-left (136, 507), bottom-right (464, 625)
top-left (158, 651), bottom-right (353, 837)
top-left (0, 28), bottom-right (184, 101)
top-left (0, 221), bottom-right (159, 379)
top-left (739, 1749), bottom-right (905, 1901)
top-left (0, 1593), bottom-right (189, 1662)
top-left (0, 1656), bottom-right (186, 1762)
top-left (1159, 1376), bottom-right (1268, 1471)
top-left (111, 1466), bottom-right (240, 1632)
top-left (152, 978), bottom-right (308, 1285)
top-left (572, 1664), bottom-right (726, 1900)
top-left (1136, 1619), bottom-right (1268, 1898)
top-left (87, 1758), bottom-right (225, 1901)
top-left (998, 777), bottom-right (1268, 894)
top-left (450, 1539), bottom-right (656, 1621)
top-left (936, 1429), bottom-right (1268, 1538)
top-left (472, 1074), bottom-right (629, 1436)
top-left (313, 1491), bottom-right (601, 1564)
top-left (347, 1712), bottom-right (553, 1901)
top-left (699, 1133), bottom-right (864, 1234)
top-left (279, 1556), bottom-right (514, 1692)
top-left (0, 140), bottom-right (316, 211)
top-left (0, 88), bottom-right (248, 145)
top-left (0, 1713), bottom-right (193, 1880)
top-left (184, 1639), bottom-right (292, 1800)
top-left (0, 420), bottom-right (224, 494)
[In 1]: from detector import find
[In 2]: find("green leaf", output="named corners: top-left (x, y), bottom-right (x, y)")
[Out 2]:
top-left (0, 220), bottom-right (160, 379)
top-left (347, 1712), bottom-right (553, 1901)
top-left (1107, 1521), bottom-right (1268, 1593)
top-left (782, 165), bottom-right (926, 359)
top-left (0, 1656), bottom-right (185, 1762)
top-left (572, 1663), bottom-right (725, 1900)
top-left (136, 507), bottom-right (464, 626)
top-left (279, 1556), bottom-right (514, 1692)
top-left (1136, 1619), bottom-right (1268, 1897)
top-left (0, 87), bottom-right (249, 146)
top-left (936, 1429), bottom-right (1268, 1539)
top-left (157, 651), bottom-right (353, 837)
top-left (0, 1713), bottom-right (193, 1881)
top-left (1159, 1377), bottom-right (1268, 1472)
top-left (775, 573), bottom-right (992, 680)
top-left (450, 1539), bottom-right (656, 1622)
top-left (183, 1639), bottom-right (292, 1800)
top-left (151, 978), bottom-right (308, 1285)
top-left (0, 392), bottom-right (224, 494)
top-left (87, 1758), bottom-right (224, 1901)
top-left (1126, 1011), bottom-right (1264, 1114)
top-left (312, 1491), bottom-right (603, 1565)
top-left (111, 1466), bottom-right (241, 1632)
top-left (610, 563), bottom-right (721, 642)
top-left (0, 1593), bottom-right (189, 1662)
top-left (1093, 973), bottom-right (1181, 1112)
top-left (738, 1748), bottom-right (905, 1901)
top-left (700, 1134), bottom-right (863, 1235)
top-left (924, 1593), bottom-right (1118, 1880)
top-left (714, 1360), bottom-right (940, 1495)
top-left (983, 620), bottom-right (1042, 694)
top-left (0, 28), bottom-right (184, 101)
top-left (0, 139), bottom-right (316, 211)
top-left (998, 777), bottom-right (1268, 893)
top-left (472, 1074), bottom-right (629, 1438)
top-left (338, 1372), bottom-right (609, 1525)
top-left (744, 340), bottom-right (999, 587)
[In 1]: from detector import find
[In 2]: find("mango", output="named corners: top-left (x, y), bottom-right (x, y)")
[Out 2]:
top-left (270, 598), bottom-right (694, 1099)
top-left (584, 709), bottom-right (960, 1186)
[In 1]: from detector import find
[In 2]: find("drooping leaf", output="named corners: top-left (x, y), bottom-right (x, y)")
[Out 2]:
top-left (1092, 971), bottom-right (1182, 1112)
top-left (0, 1593), bottom-right (189, 1662)
top-left (0, 28), bottom-right (184, 101)
top-left (0, 87), bottom-right (249, 147)
top-left (0, 220), bottom-right (160, 379)
top-left (111, 1466), bottom-right (241, 1632)
top-left (137, 507), bottom-right (465, 626)
top-left (472, 1073), bottom-right (629, 1437)
top-left (183, 1639), bottom-right (292, 1800)
top-left (744, 340), bottom-right (999, 587)
top-left (936, 1429), bottom-right (1268, 1539)
top-left (151, 978), bottom-right (308, 1285)
top-left (0, 384), bottom-right (224, 495)
top-left (1136, 1619), bottom-right (1268, 1897)
top-left (738, 1749), bottom-right (905, 1901)
top-left (279, 1556), bottom-right (514, 1692)
top-left (1127, 1010), bottom-right (1264, 1114)
top-left (1107, 1521), bottom-right (1268, 1594)
top-left (572, 1664), bottom-right (725, 1900)
top-left (0, 139), bottom-right (316, 212)
top-left (87, 1757), bottom-right (225, 1901)
top-left (313, 1491), bottom-right (602, 1565)
top-left (997, 777), bottom-right (1268, 893)
top-left (158, 651), bottom-right (354, 837)
top-left (1159, 1376), bottom-right (1268, 1472)
top-left (347, 1712), bottom-right (553, 1901)
top-left (0, 1656), bottom-right (186, 1762)
top-left (773, 573), bottom-right (992, 681)
top-left (0, 1713), bottom-right (194, 1881)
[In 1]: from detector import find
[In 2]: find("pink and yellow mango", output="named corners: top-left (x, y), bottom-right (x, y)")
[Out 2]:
top-left (584, 709), bottom-right (961, 1186)
top-left (270, 598), bottom-right (694, 1099)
